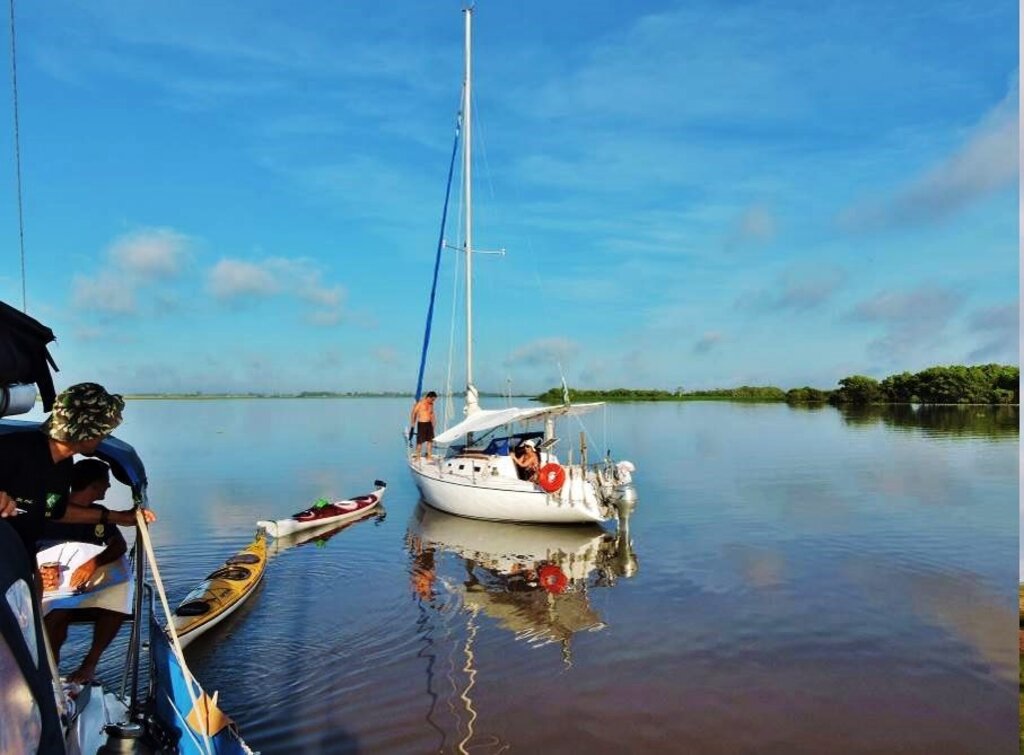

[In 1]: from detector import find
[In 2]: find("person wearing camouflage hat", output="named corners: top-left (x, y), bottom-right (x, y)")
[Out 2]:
top-left (43, 382), bottom-right (125, 451)
top-left (0, 382), bottom-right (153, 557)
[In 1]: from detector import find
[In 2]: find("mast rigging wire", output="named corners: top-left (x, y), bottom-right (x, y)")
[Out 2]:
top-left (7, 0), bottom-right (26, 311)
top-left (414, 103), bottom-right (463, 407)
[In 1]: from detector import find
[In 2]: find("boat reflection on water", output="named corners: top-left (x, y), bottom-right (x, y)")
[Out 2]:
top-left (406, 503), bottom-right (637, 650)
top-left (406, 503), bottom-right (638, 751)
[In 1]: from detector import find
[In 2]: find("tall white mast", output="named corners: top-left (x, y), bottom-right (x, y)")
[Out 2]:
top-left (463, 6), bottom-right (479, 415)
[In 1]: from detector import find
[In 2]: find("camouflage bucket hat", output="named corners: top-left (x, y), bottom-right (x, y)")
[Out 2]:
top-left (44, 382), bottom-right (125, 442)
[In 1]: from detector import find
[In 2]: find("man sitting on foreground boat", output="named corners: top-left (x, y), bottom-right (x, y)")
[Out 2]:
top-left (40, 458), bottom-right (156, 684)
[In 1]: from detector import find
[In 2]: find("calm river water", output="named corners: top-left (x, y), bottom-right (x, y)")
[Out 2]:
top-left (56, 398), bottom-right (1018, 754)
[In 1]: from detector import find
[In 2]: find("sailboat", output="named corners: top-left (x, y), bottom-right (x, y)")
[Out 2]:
top-left (408, 7), bottom-right (638, 525)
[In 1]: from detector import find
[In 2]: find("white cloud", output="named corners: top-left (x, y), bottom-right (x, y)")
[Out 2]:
top-left (71, 270), bottom-right (137, 314)
top-left (207, 256), bottom-right (346, 326)
top-left (503, 337), bottom-right (580, 369)
top-left (969, 303), bottom-right (1018, 332)
top-left (72, 324), bottom-right (108, 342)
top-left (850, 285), bottom-right (965, 360)
top-left (736, 269), bottom-right (844, 312)
top-left (725, 204), bottom-right (777, 251)
top-left (208, 259), bottom-right (279, 299)
top-left (966, 303), bottom-right (1018, 363)
top-left (841, 76), bottom-right (1018, 230)
top-left (108, 228), bottom-right (190, 279)
top-left (308, 309), bottom-right (342, 327)
top-left (694, 332), bottom-right (723, 354)
top-left (374, 346), bottom-right (400, 366)
top-left (776, 271), bottom-right (844, 310)
top-left (853, 287), bottom-right (962, 322)
top-left (69, 227), bottom-right (193, 321)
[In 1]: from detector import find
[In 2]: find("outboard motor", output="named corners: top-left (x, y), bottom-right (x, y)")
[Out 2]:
top-left (611, 460), bottom-right (638, 520)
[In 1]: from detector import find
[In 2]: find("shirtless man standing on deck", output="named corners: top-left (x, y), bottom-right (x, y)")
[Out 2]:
top-left (410, 391), bottom-right (437, 460)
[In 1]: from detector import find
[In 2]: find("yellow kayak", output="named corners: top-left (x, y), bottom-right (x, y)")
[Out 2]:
top-left (171, 532), bottom-right (267, 648)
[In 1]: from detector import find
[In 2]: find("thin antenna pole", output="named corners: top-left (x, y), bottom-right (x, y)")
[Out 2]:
top-left (8, 0), bottom-right (26, 311)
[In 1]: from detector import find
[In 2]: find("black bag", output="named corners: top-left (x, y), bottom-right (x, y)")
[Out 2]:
top-left (0, 299), bottom-right (58, 410)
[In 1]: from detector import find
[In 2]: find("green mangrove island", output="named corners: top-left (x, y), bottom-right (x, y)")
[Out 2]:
top-left (535, 364), bottom-right (1019, 406)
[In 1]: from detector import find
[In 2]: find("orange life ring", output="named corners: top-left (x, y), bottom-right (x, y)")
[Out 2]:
top-left (537, 564), bottom-right (568, 594)
top-left (537, 463), bottom-right (566, 493)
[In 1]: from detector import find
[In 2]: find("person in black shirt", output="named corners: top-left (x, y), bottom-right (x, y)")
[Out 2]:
top-left (0, 382), bottom-right (140, 556)
top-left (41, 459), bottom-right (156, 684)
top-left (0, 430), bottom-right (74, 554)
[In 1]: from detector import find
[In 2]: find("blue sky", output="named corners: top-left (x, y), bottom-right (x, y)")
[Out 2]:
top-left (0, 1), bottom-right (1017, 394)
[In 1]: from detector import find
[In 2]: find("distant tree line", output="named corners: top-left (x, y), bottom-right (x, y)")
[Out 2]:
top-left (535, 364), bottom-right (1019, 406)
top-left (829, 364), bottom-right (1019, 405)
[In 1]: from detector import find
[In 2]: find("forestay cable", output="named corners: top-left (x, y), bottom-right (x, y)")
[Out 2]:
top-left (414, 105), bottom-right (463, 405)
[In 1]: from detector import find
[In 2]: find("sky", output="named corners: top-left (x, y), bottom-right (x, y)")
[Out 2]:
top-left (0, 0), bottom-right (1017, 395)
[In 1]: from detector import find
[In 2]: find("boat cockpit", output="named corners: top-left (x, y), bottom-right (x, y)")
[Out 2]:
top-left (449, 430), bottom-right (547, 458)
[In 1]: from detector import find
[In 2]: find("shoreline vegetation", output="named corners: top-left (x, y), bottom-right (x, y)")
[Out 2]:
top-left (107, 364), bottom-right (1018, 405)
top-left (536, 364), bottom-right (1019, 406)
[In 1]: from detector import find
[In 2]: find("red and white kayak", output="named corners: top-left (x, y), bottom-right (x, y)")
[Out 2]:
top-left (257, 480), bottom-right (386, 539)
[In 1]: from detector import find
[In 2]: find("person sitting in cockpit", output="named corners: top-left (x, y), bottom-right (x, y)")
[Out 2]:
top-left (512, 439), bottom-right (540, 482)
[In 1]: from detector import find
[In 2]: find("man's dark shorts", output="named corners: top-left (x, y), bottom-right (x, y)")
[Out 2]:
top-left (417, 422), bottom-right (434, 442)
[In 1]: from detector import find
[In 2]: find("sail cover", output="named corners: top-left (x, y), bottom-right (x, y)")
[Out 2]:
top-left (433, 403), bottom-right (603, 445)
top-left (0, 300), bottom-right (58, 410)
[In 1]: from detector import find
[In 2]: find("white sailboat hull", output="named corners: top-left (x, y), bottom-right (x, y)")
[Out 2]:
top-left (409, 456), bottom-right (609, 524)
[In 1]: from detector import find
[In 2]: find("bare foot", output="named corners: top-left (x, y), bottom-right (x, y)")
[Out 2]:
top-left (67, 664), bottom-right (97, 685)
